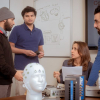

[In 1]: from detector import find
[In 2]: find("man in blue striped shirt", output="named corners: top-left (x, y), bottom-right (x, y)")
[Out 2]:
top-left (87, 5), bottom-right (100, 86)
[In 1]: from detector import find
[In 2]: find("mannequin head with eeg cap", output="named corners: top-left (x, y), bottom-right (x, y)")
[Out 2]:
top-left (23, 63), bottom-right (47, 100)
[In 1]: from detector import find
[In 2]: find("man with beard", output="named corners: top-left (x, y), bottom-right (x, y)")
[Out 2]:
top-left (0, 7), bottom-right (23, 98)
top-left (87, 5), bottom-right (100, 86)
top-left (9, 6), bottom-right (44, 95)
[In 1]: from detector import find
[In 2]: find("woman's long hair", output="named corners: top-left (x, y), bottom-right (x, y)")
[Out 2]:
top-left (68, 41), bottom-right (91, 71)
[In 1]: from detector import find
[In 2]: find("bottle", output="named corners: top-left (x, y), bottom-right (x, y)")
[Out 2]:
top-left (96, 70), bottom-right (100, 88)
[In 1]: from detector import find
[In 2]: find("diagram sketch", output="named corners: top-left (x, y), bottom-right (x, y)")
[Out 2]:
top-left (40, 10), bottom-right (49, 21)
top-left (43, 30), bottom-right (60, 45)
top-left (34, 0), bottom-right (72, 56)
top-left (58, 21), bottom-right (65, 30)
top-left (50, 6), bottom-right (60, 16)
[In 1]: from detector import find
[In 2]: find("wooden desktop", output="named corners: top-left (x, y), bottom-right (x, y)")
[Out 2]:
top-left (0, 95), bottom-right (99, 100)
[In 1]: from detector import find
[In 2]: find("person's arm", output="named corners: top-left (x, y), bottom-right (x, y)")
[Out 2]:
top-left (38, 29), bottom-right (44, 58)
top-left (57, 60), bottom-right (69, 84)
top-left (57, 77), bottom-right (60, 83)
top-left (14, 71), bottom-right (23, 81)
top-left (9, 42), bottom-right (36, 57)
top-left (38, 45), bottom-right (44, 58)
top-left (85, 62), bottom-right (93, 84)
top-left (54, 60), bottom-right (69, 84)
top-left (53, 71), bottom-right (61, 83)
top-left (85, 80), bottom-right (87, 85)
top-left (0, 41), bottom-right (16, 77)
top-left (0, 41), bottom-right (23, 81)
top-left (87, 52), bottom-right (100, 86)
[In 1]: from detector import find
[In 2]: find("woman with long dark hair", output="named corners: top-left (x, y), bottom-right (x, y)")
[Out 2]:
top-left (54, 41), bottom-right (93, 84)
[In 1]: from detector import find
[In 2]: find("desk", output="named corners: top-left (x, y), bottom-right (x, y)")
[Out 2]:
top-left (0, 95), bottom-right (99, 100)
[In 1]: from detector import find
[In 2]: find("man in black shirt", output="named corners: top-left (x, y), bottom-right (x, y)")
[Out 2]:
top-left (0, 7), bottom-right (23, 98)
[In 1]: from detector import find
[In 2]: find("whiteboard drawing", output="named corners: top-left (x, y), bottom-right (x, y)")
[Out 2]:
top-left (40, 10), bottom-right (49, 21)
top-left (34, 0), bottom-right (72, 56)
top-left (58, 21), bottom-right (65, 30)
top-left (50, 6), bottom-right (60, 16)
top-left (35, 5), bottom-right (60, 23)
top-left (58, 16), bottom-right (70, 35)
top-left (43, 31), bottom-right (60, 45)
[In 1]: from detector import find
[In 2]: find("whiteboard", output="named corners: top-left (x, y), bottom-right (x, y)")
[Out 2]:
top-left (34, 0), bottom-right (72, 57)
top-left (0, 0), bottom-right (9, 8)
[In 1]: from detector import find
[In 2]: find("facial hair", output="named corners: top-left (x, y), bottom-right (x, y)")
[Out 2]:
top-left (96, 27), bottom-right (100, 35)
top-left (4, 20), bottom-right (12, 31)
top-left (98, 31), bottom-right (100, 35)
top-left (25, 22), bottom-right (33, 26)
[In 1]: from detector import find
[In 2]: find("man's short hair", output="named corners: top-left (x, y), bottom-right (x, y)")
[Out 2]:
top-left (94, 5), bottom-right (100, 15)
top-left (21, 6), bottom-right (37, 17)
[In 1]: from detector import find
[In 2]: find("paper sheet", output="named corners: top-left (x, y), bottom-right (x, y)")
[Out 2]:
top-left (62, 66), bottom-right (82, 81)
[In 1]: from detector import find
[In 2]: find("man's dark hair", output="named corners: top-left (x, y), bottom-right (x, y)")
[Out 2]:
top-left (21, 6), bottom-right (37, 17)
top-left (94, 5), bottom-right (100, 15)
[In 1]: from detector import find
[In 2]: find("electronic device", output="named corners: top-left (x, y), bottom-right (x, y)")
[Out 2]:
top-left (44, 75), bottom-right (85, 100)
top-left (35, 51), bottom-right (40, 55)
top-left (65, 75), bottom-right (85, 100)
top-left (44, 85), bottom-right (65, 98)
top-left (86, 86), bottom-right (100, 97)
top-left (43, 97), bottom-right (60, 100)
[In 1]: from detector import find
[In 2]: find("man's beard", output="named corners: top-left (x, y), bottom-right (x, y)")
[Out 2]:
top-left (4, 20), bottom-right (12, 31)
top-left (25, 22), bottom-right (33, 25)
top-left (96, 27), bottom-right (100, 35)
top-left (98, 31), bottom-right (100, 35)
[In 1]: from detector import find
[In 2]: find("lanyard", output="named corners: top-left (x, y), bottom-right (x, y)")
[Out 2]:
top-left (0, 30), bottom-right (3, 34)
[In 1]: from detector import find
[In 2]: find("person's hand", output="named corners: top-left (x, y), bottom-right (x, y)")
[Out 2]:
top-left (38, 51), bottom-right (44, 58)
top-left (86, 85), bottom-right (90, 88)
top-left (53, 71), bottom-right (60, 79)
top-left (14, 71), bottom-right (23, 81)
top-left (24, 50), bottom-right (37, 57)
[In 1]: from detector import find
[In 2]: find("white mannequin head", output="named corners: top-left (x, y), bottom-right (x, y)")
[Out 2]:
top-left (23, 63), bottom-right (47, 95)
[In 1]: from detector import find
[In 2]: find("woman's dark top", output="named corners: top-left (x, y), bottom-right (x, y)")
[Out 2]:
top-left (59, 60), bottom-right (93, 83)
